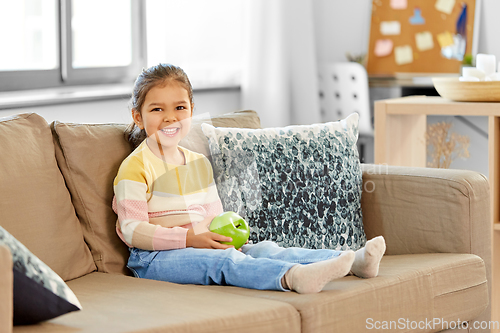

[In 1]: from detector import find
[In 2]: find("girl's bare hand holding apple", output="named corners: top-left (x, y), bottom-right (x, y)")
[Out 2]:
top-left (186, 216), bottom-right (234, 250)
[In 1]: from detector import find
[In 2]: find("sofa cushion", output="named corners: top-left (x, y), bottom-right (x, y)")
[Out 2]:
top-left (50, 110), bottom-right (262, 275)
top-left (202, 113), bottom-right (366, 250)
top-left (0, 113), bottom-right (95, 281)
top-left (51, 122), bottom-right (132, 275)
top-left (203, 253), bottom-right (488, 333)
top-left (0, 226), bottom-right (82, 325)
top-left (16, 272), bottom-right (301, 333)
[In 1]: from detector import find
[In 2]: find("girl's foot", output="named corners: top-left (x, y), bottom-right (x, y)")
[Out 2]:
top-left (283, 251), bottom-right (355, 294)
top-left (350, 236), bottom-right (386, 278)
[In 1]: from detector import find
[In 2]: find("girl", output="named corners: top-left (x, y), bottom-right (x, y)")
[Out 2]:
top-left (113, 63), bottom-right (386, 294)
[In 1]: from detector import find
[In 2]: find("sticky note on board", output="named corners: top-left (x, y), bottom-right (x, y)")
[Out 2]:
top-left (409, 8), bottom-right (425, 25)
top-left (394, 45), bottom-right (413, 65)
top-left (435, 0), bottom-right (456, 15)
top-left (380, 21), bottom-right (401, 35)
top-left (415, 31), bottom-right (434, 51)
top-left (374, 39), bottom-right (394, 57)
top-left (437, 31), bottom-right (454, 48)
top-left (390, 0), bottom-right (407, 10)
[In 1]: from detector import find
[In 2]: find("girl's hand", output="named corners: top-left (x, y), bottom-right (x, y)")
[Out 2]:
top-left (186, 216), bottom-right (235, 250)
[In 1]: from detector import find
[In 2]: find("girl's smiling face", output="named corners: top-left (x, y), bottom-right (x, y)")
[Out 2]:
top-left (132, 80), bottom-right (192, 157)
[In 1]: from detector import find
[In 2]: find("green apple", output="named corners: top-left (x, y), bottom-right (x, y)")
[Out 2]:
top-left (209, 211), bottom-right (250, 249)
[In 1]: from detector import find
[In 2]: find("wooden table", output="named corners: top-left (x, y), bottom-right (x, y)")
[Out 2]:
top-left (374, 95), bottom-right (500, 327)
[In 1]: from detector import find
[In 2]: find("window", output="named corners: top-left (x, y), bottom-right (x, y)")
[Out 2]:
top-left (71, 0), bottom-right (132, 69)
top-left (146, 0), bottom-right (245, 89)
top-left (0, 0), bottom-right (244, 93)
top-left (0, 0), bottom-right (145, 91)
top-left (0, 0), bottom-right (58, 71)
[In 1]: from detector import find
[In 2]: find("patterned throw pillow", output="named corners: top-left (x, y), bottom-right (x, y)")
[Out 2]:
top-left (0, 226), bottom-right (82, 325)
top-left (202, 113), bottom-right (366, 251)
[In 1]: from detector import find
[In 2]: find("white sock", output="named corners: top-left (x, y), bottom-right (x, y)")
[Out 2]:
top-left (283, 251), bottom-right (355, 294)
top-left (350, 236), bottom-right (386, 278)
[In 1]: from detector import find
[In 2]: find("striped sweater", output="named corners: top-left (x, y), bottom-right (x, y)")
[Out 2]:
top-left (112, 140), bottom-right (223, 250)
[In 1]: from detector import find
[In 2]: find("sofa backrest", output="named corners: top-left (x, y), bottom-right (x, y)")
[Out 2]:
top-left (51, 110), bottom-right (261, 275)
top-left (178, 110), bottom-right (261, 157)
top-left (0, 113), bottom-right (96, 281)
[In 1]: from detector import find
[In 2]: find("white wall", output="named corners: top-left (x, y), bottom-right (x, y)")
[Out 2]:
top-left (313, 0), bottom-right (372, 64)
top-left (0, 89), bottom-right (241, 124)
top-left (0, 99), bottom-right (131, 124)
top-left (477, 0), bottom-right (500, 57)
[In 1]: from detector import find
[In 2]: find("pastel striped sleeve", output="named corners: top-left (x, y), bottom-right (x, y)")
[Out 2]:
top-left (113, 156), bottom-right (188, 250)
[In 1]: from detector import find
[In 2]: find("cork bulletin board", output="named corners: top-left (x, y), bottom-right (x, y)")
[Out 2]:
top-left (366, 0), bottom-right (480, 76)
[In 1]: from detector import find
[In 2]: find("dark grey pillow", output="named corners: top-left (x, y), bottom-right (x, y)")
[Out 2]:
top-left (202, 113), bottom-right (366, 251)
top-left (0, 226), bottom-right (81, 325)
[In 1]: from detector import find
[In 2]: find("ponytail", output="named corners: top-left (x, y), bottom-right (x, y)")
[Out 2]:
top-left (124, 121), bottom-right (147, 150)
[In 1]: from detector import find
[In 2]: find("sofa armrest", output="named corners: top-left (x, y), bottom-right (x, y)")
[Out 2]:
top-left (361, 164), bottom-right (491, 324)
top-left (0, 244), bottom-right (13, 333)
top-left (360, 164), bottom-right (490, 259)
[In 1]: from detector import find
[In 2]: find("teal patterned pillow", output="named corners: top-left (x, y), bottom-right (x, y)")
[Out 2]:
top-left (201, 113), bottom-right (366, 251)
top-left (0, 226), bottom-right (82, 325)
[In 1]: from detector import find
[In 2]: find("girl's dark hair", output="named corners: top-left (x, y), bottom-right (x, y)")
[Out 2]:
top-left (124, 63), bottom-right (194, 150)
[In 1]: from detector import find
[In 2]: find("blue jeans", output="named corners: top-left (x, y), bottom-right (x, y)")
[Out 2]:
top-left (127, 241), bottom-right (342, 291)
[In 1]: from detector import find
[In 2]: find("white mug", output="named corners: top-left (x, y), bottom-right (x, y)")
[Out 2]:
top-left (476, 54), bottom-right (496, 76)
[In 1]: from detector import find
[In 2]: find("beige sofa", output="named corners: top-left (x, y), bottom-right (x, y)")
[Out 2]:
top-left (0, 110), bottom-right (491, 333)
